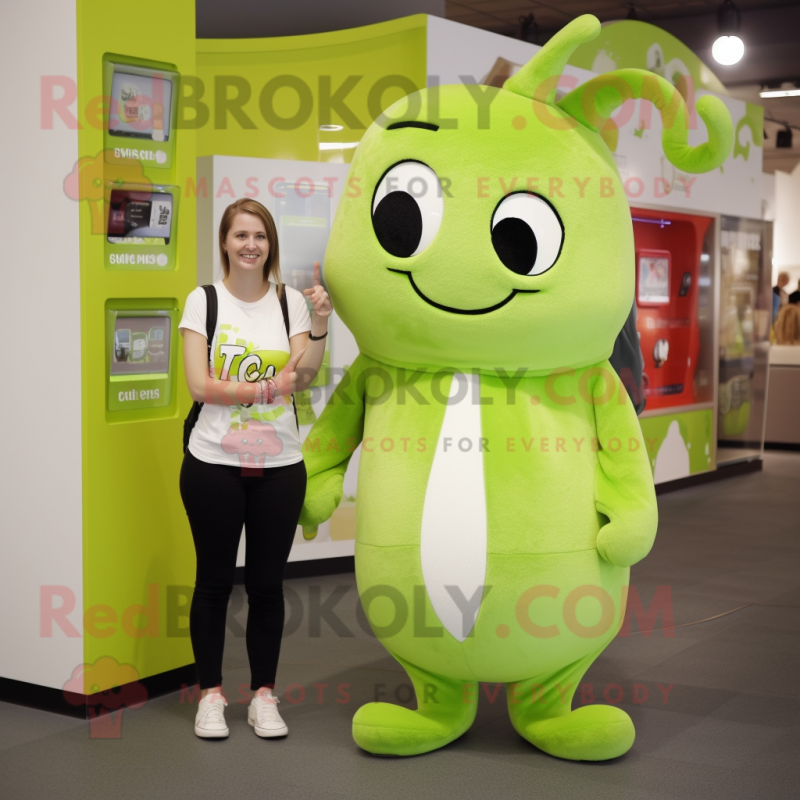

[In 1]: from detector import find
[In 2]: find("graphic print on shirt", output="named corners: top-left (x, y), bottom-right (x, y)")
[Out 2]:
top-left (214, 323), bottom-right (291, 468)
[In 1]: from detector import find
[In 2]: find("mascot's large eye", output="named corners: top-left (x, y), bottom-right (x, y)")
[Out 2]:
top-left (372, 161), bottom-right (443, 258)
top-left (490, 192), bottom-right (564, 276)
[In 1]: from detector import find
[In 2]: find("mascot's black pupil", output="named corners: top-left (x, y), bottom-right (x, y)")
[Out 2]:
top-left (373, 192), bottom-right (422, 258)
top-left (492, 217), bottom-right (538, 275)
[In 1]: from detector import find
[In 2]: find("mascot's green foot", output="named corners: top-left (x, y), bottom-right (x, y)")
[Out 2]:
top-left (353, 700), bottom-right (475, 756)
top-left (352, 657), bottom-right (477, 756)
top-left (515, 704), bottom-right (635, 762)
top-left (507, 651), bottom-right (635, 761)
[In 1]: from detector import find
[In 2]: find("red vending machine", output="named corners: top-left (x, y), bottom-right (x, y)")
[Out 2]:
top-left (632, 209), bottom-right (713, 411)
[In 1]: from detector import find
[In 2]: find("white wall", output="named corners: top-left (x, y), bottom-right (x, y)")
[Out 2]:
top-left (774, 163), bottom-right (800, 286)
top-left (0, 1), bottom-right (84, 689)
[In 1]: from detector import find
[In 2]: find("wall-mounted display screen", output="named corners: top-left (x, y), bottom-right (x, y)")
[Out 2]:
top-left (637, 250), bottom-right (671, 305)
top-left (109, 70), bottom-right (173, 142)
top-left (106, 302), bottom-right (177, 413)
top-left (111, 315), bottom-right (171, 376)
top-left (108, 189), bottom-right (173, 244)
top-left (103, 58), bottom-right (179, 169)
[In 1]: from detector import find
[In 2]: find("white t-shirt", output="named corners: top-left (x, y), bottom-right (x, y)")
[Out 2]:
top-left (179, 280), bottom-right (311, 468)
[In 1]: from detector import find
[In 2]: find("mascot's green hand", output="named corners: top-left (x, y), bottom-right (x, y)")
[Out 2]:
top-left (595, 512), bottom-right (656, 568)
top-left (299, 470), bottom-right (344, 527)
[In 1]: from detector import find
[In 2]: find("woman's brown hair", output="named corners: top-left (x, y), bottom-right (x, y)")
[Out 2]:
top-left (775, 303), bottom-right (800, 345)
top-left (218, 198), bottom-right (283, 290)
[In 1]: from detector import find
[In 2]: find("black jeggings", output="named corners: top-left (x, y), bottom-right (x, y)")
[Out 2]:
top-left (179, 451), bottom-right (306, 690)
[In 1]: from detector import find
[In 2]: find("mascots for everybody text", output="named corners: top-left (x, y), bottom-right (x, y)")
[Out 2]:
top-left (300, 15), bottom-right (733, 760)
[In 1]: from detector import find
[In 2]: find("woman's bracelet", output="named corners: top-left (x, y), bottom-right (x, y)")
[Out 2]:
top-left (256, 378), bottom-right (278, 405)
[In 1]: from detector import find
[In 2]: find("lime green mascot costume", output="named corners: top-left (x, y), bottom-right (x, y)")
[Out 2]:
top-left (300, 15), bottom-right (733, 760)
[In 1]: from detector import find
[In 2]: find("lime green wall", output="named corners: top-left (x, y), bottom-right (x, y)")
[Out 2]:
top-left (196, 15), bottom-right (428, 161)
top-left (76, 0), bottom-right (196, 691)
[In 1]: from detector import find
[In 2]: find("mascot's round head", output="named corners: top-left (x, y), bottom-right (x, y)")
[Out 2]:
top-left (324, 15), bottom-right (732, 374)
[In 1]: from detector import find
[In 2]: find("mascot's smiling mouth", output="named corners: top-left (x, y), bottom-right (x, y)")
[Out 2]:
top-left (388, 268), bottom-right (539, 316)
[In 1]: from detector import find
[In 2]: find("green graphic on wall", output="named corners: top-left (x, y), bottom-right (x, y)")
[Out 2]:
top-left (733, 104), bottom-right (765, 162)
top-left (567, 19), bottom-right (763, 187)
top-left (568, 20), bottom-right (728, 96)
top-left (639, 408), bottom-right (715, 483)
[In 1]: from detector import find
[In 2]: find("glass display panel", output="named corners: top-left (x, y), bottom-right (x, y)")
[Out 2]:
top-left (109, 70), bottom-right (173, 142)
top-left (638, 251), bottom-right (671, 305)
top-left (111, 315), bottom-right (171, 376)
top-left (108, 189), bottom-right (173, 245)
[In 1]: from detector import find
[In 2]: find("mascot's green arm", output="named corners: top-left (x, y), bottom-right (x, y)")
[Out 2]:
top-left (591, 362), bottom-right (658, 567)
top-left (298, 353), bottom-right (371, 527)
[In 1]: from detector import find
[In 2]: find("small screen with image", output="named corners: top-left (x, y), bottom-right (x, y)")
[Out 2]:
top-left (638, 255), bottom-right (670, 305)
top-left (112, 316), bottom-right (171, 375)
top-left (109, 70), bottom-right (172, 141)
top-left (107, 189), bottom-right (173, 245)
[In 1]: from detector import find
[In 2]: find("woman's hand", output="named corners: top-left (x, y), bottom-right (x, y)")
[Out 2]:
top-left (303, 262), bottom-right (332, 318)
top-left (273, 348), bottom-right (307, 397)
top-left (293, 262), bottom-right (330, 391)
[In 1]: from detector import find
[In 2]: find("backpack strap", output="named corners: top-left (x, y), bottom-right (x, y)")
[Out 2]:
top-left (202, 284), bottom-right (218, 367)
top-left (278, 284), bottom-right (300, 431)
top-left (197, 284), bottom-right (217, 408)
top-left (278, 282), bottom-right (290, 336)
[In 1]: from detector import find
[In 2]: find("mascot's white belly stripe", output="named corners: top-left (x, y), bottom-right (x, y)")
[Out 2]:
top-left (420, 372), bottom-right (487, 642)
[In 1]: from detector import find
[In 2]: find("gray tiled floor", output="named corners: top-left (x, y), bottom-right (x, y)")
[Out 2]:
top-left (2, 452), bottom-right (799, 800)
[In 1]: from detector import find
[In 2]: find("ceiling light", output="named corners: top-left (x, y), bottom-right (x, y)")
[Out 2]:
top-left (712, 1), bottom-right (744, 66)
top-left (318, 141), bottom-right (360, 150)
top-left (759, 88), bottom-right (800, 98)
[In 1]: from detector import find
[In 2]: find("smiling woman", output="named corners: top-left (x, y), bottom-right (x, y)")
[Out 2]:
top-left (219, 202), bottom-right (279, 286)
top-left (177, 197), bottom-right (333, 740)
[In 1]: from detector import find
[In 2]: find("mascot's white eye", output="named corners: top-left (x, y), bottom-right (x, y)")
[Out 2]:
top-left (372, 161), bottom-right (443, 258)
top-left (491, 192), bottom-right (564, 276)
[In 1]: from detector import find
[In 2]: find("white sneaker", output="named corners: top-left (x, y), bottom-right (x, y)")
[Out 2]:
top-left (248, 693), bottom-right (288, 738)
top-left (194, 692), bottom-right (229, 738)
